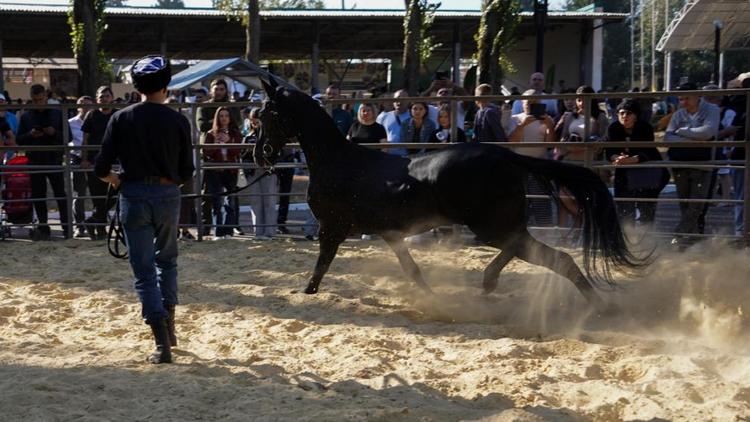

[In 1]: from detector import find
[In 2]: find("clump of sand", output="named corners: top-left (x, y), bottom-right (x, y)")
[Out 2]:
top-left (0, 237), bottom-right (748, 420)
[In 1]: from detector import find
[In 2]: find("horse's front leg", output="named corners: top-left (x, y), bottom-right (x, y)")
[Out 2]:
top-left (383, 235), bottom-right (433, 294)
top-left (305, 224), bottom-right (348, 294)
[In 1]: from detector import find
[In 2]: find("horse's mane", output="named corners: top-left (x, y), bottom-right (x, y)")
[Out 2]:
top-left (281, 88), bottom-right (347, 142)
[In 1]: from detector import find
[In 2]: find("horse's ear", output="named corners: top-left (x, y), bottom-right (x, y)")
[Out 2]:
top-left (261, 78), bottom-right (275, 99)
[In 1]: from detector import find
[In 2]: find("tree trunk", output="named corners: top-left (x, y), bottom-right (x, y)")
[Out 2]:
top-left (478, 0), bottom-right (500, 93)
top-left (245, 0), bottom-right (260, 63)
top-left (402, 0), bottom-right (422, 94)
top-left (73, 0), bottom-right (98, 96)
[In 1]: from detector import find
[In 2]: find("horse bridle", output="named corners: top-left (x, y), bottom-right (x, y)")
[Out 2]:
top-left (258, 101), bottom-right (300, 166)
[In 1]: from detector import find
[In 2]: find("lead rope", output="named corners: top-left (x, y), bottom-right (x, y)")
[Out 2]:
top-left (106, 185), bottom-right (128, 259)
top-left (105, 168), bottom-right (275, 260)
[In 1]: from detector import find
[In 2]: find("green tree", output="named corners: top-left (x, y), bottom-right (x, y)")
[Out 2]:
top-left (214, 0), bottom-right (324, 62)
top-left (68, 0), bottom-right (107, 95)
top-left (401, 0), bottom-right (439, 93)
top-left (475, 0), bottom-right (521, 93)
top-left (155, 0), bottom-right (185, 7)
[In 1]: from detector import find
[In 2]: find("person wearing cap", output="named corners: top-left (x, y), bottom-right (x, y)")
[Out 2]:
top-left (605, 98), bottom-right (669, 226)
top-left (94, 55), bottom-right (194, 364)
top-left (664, 82), bottom-right (720, 248)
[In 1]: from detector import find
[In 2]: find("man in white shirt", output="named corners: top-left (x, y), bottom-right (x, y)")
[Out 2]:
top-left (511, 72), bottom-right (559, 119)
top-left (376, 89), bottom-right (411, 156)
top-left (67, 95), bottom-right (93, 237)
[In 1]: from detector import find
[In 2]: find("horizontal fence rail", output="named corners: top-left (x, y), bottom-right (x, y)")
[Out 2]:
top-left (1, 88), bottom-right (748, 244)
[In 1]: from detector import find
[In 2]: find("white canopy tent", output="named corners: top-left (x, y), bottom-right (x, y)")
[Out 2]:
top-left (656, 0), bottom-right (750, 89)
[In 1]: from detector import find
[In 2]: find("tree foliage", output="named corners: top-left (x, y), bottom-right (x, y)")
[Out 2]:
top-left (402, 0), bottom-right (440, 93)
top-left (68, 0), bottom-right (111, 95)
top-left (214, 0), bottom-right (323, 19)
top-left (475, 0), bottom-right (521, 91)
top-left (154, 0), bottom-right (185, 8)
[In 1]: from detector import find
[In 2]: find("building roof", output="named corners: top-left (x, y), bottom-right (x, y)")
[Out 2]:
top-left (657, 0), bottom-right (750, 51)
top-left (0, 5), bottom-right (626, 59)
top-left (0, 4), bottom-right (627, 19)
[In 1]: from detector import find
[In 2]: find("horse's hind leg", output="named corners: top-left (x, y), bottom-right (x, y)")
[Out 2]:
top-left (514, 231), bottom-right (604, 307)
top-left (305, 224), bottom-right (348, 294)
top-left (383, 236), bottom-right (433, 294)
top-left (481, 237), bottom-right (522, 295)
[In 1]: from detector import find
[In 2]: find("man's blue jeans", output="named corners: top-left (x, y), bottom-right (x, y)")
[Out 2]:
top-left (119, 182), bottom-right (181, 324)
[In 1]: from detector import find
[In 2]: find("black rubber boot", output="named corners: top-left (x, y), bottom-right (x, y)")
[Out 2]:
top-left (147, 318), bottom-right (173, 364)
top-left (164, 304), bottom-right (177, 347)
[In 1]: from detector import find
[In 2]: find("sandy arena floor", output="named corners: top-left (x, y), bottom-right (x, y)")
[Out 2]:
top-left (1, 237), bottom-right (749, 421)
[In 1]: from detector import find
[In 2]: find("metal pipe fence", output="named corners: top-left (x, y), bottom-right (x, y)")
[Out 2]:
top-left (1, 88), bottom-right (747, 244)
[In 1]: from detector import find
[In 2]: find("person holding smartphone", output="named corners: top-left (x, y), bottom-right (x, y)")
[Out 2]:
top-left (508, 90), bottom-right (557, 226)
top-left (16, 84), bottom-right (69, 240)
top-left (203, 107), bottom-right (243, 238)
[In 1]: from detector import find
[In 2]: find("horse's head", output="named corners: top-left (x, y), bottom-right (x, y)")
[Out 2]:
top-left (253, 78), bottom-right (300, 167)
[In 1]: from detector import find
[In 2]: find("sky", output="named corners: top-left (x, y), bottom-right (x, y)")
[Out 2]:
top-left (2, 0), bottom-right (569, 11)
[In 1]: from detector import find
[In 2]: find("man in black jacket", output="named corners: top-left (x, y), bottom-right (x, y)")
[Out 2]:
top-left (16, 84), bottom-right (69, 240)
top-left (95, 55), bottom-right (194, 364)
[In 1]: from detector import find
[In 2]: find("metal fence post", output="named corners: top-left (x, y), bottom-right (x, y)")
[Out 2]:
top-left (62, 104), bottom-right (74, 239)
top-left (583, 93), bottom-right (593, 169)
top-left (449, 98), bottom-right (458, 143)
top-left (744, 93), bottom-right (750, 245)
top-left (190, 103), bottom-right (204, 242)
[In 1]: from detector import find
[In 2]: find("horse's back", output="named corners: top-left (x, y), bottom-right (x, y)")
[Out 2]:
top-left (406, 143), bottom-right (529, 227)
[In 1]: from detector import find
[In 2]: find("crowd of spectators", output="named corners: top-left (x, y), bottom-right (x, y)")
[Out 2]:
top-left (1, 71), bottom-right (748, 248)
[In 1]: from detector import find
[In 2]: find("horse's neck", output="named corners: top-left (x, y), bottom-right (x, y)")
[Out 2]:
top-left (297, 110), bottom-right (349, 174)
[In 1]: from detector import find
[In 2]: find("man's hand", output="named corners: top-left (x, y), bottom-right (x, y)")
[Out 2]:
top-left (613, 154), bottom-right (639, 166)
top-left (42, 126), bottom-right (56, 136)
top-left (30, 128), bottom-right (44, 138)
top-left (100, 171), bottom-right (121, 189)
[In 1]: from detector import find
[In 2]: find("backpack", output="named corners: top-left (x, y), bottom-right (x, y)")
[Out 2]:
top-left (2, 155), bottom-right (33, 224)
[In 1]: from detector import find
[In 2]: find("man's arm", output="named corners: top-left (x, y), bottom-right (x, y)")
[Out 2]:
top-left (94, 115), bottom-right (118, 186)
top-left (15, 113), bottom-right (34, 144)
top-left (487, 109), bottom-right (507, 141)
top-left (663, 110), bottom-right (684, 142)
top-left (178, 117), bottom-right (195, 184)
top-left (674, 105), bottom-right (720, 141)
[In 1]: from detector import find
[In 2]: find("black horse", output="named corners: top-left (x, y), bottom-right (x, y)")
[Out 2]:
top-left (255, 79), bottom-right (643, 309)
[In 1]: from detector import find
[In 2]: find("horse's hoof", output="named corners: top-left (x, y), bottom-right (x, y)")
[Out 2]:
top-left (304, 285), bottom-right (318, 295)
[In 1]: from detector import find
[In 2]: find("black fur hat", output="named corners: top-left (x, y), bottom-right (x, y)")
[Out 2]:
top-left (131, 55), bottom-right (171, 94)
top-left (616, 98), bottom-right (641, 116)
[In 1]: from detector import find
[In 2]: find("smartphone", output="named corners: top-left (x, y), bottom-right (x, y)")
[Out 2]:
top-left (529, 103), bottom-right (547, 119)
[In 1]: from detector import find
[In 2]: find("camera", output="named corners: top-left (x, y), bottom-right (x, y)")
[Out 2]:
top-left (529, 103), bottom-right (547, 119)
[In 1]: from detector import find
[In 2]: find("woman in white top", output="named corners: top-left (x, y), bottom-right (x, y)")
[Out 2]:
top-left (507, 91), bottom-right (557, 226)
top-left (508, 90), bottom-right (557, 158)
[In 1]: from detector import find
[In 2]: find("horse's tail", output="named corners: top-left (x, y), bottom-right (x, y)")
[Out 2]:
top-left (512, 153), bottom-right (648, 287)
